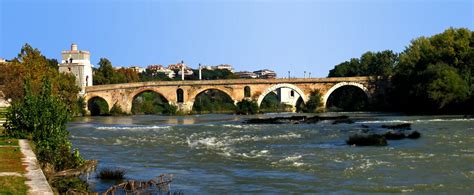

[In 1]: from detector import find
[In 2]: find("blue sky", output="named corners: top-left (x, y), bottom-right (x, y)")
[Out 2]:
top-left (1, 0), bottom-right (472, 78)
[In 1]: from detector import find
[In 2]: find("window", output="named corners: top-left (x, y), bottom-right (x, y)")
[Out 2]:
top-left (290, 90), bottom-right (295, 97)
top-left (244, 86), bottom-right (251, 97)
top-left (177, 88), bottom-right (184, 103)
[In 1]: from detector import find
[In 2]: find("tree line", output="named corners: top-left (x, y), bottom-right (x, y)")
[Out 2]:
top-left (328, 28), bottom-right (473, 114)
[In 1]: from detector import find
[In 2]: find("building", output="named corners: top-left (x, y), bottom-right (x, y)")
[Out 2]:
top-left (168, 61), bottom-right (193, 76)
top-left (235, 71), bottom-right (257, 79)
top-left (0, 58), bottom-right (6, 63)
top-left (58, 43), bottom-right (93, 94)
top-left (202, 64), bottom-right (234, 72)
top-left (214, 64), bottom-right (234, 72)
top-left (146, 64), bottom-right (176, 78)
top-left (129, 66), bottom-right (145, 73)
top-left (254, 69), bottom-right (277, 79)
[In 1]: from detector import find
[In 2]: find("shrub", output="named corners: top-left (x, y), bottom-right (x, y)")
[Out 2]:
top-left (110, 103), bottom-right (127, 116)
top-left (163, 103), bottom-right (178, 115)
top-left (235, 99), bottom-right (259, 115)
top-left (52, 177), bottom-right (90, 193)
top-left (96, 167), bottom-right (126, 180)
top-left (302, 90), bottom-right (322, 113)
top-left (4, 78), bottom-right (84, 170)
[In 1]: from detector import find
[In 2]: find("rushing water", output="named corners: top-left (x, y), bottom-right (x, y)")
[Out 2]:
top-left (68, 113), bottom-right (474, 193)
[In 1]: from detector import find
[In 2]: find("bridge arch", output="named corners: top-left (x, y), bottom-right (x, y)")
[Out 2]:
top-left (86, 96), bottom-right (110, 116)
top-left (322, 82), bottom-right (370, 108)
top-left (190, 87), bottom-right (236, 103)
top-left (257, 83), bottom-right (308, 107)
top-left (129, 88), bottom-right (170, 103)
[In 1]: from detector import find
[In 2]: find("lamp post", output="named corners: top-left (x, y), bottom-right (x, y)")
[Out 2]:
top-left (199, 63), bottom-right (202, 80)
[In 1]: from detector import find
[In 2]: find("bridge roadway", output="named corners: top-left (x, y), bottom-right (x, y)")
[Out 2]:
top-left (84, 76), bottom-right (372, 114)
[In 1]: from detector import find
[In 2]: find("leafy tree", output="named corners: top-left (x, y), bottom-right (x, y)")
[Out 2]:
top-left (4, 78), bottom-right (84, 171)
top-left (328, 50), bottom-right (398, 111)
top-left (0, 44), bottom-right (81, 115)
top-left (425, 63), bottom-right (469, 109)
top-left (236, 99), bottom-right (259, 115)
top-left (392, 27), bottom-right (473, 113)
top-left (116, 68), bottom-right (140, 83)
top-left (302, 90), bottom-right (322, 113)
top-left (139, 70), bottom-right (173, 82)
top-left (110, 103), bottom-right (127, 116)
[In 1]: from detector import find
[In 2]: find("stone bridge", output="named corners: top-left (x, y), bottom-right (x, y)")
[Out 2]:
top-left (84, 76), bottom-right (373, 114)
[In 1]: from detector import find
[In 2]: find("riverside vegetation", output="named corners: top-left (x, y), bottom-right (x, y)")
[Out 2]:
top-left (0, 44), bottom-right (92, 193)
top-left (4, 78), bottom-right (91, 193)
top-left (328, 28), bottom-right (473, 114)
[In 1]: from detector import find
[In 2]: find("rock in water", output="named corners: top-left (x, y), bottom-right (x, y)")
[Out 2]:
top-left (383, 131), bottom-right (406, 140)
top-left (332, 118), bottom-right (354, 124)
top-left (407, 131), bottom-right (421, 139)
top-left (381, 123), bottom-right (411, 130)
top-left (346, 134), bottom-right (388, 146)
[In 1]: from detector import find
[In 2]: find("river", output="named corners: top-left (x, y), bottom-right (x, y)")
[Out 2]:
top-left (68, 113), bottom-right (474, 193)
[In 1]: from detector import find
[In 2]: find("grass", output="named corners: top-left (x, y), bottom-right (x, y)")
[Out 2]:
top-left (0, 176), bottom-right (28, 195)
top-left (0, 138), bottom-right (17, 146)
top-left (0, 138), bottom-right (25, 173)
top-left (0, 147), bottom-right (25, 173)
top-left (0, 135), bottom-right (29, 195)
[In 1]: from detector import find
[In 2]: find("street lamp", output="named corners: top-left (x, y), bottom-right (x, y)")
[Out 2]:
top-left (199, 63), bottom-right (202, 80)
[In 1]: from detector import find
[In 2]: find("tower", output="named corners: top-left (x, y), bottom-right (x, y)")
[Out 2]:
top-left (58, 43), bottom-right (93, 94)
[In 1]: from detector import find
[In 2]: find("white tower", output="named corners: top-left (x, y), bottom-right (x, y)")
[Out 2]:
top-left (58, 43), bottom-right (93, 94)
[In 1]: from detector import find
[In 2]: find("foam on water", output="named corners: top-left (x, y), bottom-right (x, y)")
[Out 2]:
top-left (357, 118), bottom-right (474, 124)
top-left (96, 125), bottom-right (172, 130)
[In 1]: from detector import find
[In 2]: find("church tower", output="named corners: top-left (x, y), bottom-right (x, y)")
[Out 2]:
top-left (58, 43), bottom-right (93, 94)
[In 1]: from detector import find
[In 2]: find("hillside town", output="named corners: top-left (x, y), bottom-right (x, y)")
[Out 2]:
top-left (115, 61), bottom-right (277, 79)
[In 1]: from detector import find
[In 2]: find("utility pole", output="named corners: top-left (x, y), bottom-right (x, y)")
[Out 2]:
top-left (309, 72), bottom-right (311, 78)
top-left (199, 63), bottom-right (202, 80)
top-left (304, 71), bottom-right (306, 79)
top-left (181, 60), bottom-right (185, 81)
top-left (288, 71), bottom-right (291, 79)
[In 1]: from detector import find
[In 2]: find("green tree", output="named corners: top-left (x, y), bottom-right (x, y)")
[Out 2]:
top-left (328, 50), bottom-right (398, 111)
top-left (0, 44), bottom-right (81, 115)
top-left (236, 99), bottom-right (259, 115)
top-left (392, 27), bottom-right (473, 113)
top-left (4, 78), bottom-right (84, 171)
top-left (302, 90), bottom-right (322, 113)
